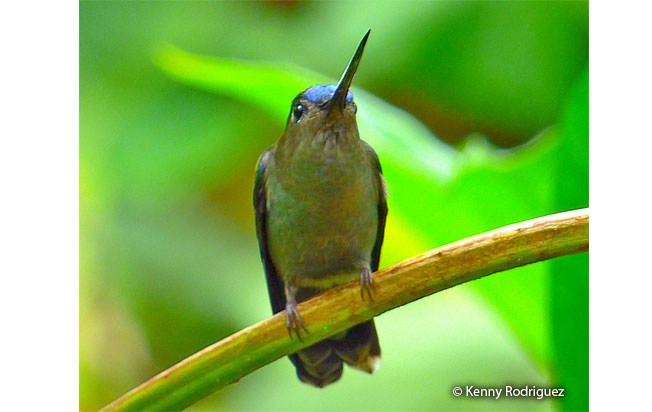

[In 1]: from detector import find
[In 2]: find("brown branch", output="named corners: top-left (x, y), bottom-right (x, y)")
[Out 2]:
top-left (100, 208), bottom-right (589, 411)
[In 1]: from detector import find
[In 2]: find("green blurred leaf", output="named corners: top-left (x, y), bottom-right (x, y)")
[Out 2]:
top-left (550, 67), bottom-right (589, 411)
top-left (154, 45), bottom-right (565, 369)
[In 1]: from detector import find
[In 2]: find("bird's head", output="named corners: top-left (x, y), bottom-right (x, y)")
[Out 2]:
top-left (281, 30), bottom-right (370, 146)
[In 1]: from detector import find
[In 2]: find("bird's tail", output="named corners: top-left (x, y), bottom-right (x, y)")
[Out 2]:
top-left (289, 320), bottom-right (381, 388)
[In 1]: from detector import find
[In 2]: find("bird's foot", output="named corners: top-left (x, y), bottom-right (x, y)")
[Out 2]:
top-left (360, 267), bottom-right (376, 301)
top-left (286, 302), bottom-right (309, 341)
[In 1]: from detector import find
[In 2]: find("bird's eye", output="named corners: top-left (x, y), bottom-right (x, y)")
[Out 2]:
top-left (353, 102), bottom-right (357, 114)
top-left (293, 103), bottom-right (304, 121)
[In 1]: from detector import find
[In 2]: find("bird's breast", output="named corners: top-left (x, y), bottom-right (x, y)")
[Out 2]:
top-left (266, 145), bottom-right (379, 285)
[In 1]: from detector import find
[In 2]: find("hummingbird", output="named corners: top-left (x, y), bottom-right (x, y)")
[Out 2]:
top-left (254, 30), bottom-right (387, 387)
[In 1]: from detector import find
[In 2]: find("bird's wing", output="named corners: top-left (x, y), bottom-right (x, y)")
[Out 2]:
top-left (362, 141), bottom-right (388, 272)
top-left (254, 148), bottom-right (286, 314)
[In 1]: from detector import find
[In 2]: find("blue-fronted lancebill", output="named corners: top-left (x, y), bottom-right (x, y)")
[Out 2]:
top-left (253, 30), bottom-right (387, 387)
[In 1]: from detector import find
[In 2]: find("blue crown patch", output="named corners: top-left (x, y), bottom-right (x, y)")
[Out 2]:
top-left (302, 84), bottom-right (354, 104)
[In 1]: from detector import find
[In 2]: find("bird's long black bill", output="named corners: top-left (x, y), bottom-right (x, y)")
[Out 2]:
top-left (330, 30), bottom-right (370, 111)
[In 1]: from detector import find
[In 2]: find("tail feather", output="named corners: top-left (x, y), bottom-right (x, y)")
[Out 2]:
top-left (295, 340), bottom-right (343, 384)
top-left (333, 321), bottom-right (381, 374)
top-left (289, 320), bottom-right (381, 387)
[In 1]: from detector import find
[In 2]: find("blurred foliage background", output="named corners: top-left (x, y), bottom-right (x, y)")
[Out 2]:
top-left (80, 1), bottom-right (588, 411)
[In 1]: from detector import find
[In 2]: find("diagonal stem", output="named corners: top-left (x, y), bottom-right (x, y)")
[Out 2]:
top-left (100, 208), bottom-right (589, 412)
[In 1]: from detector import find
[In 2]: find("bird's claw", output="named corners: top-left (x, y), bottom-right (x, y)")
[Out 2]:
top-left (360, 267), bottom-right (376, 301)
top-left (286, 303), bottom-right (309, 341)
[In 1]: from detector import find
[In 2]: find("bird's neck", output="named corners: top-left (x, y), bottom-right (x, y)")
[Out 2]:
top-left (272, 134), bottom-right (367, 190)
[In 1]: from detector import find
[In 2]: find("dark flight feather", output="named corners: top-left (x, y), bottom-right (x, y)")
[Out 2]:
top-left (363, 140), bottom-right (388, 273)
top-left (254, 149), bottom-right (286, 315)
